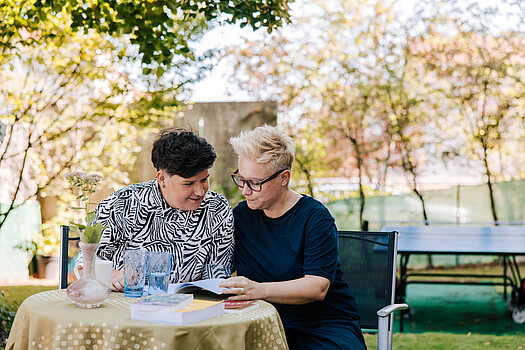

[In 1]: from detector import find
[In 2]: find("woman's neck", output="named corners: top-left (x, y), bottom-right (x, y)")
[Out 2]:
top-left (263, 190), bottom-right (302, 218)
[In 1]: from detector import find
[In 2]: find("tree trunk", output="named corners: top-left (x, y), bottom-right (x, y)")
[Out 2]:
top-left (482, 145), bottom-right (499, 224)
top-left (357, 162), bottom-right (366, 231)
top-left (486, 178), bottom-right (498, 225)
top-left (413, 187), bottom-right (433, 268)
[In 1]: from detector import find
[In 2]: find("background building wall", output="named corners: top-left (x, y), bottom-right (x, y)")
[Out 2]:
top-left (132, 101), bottom-right (278, 190)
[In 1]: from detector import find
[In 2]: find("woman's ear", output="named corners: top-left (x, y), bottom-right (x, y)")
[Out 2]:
top-left (157, 171), bottom-right (165, 187)
top-left (281, 170), bottom-right (291, 187)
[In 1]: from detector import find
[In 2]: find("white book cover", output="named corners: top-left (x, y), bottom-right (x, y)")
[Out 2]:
top-left (130, 299), bottom-right (225, 325)
top-left (130, 294), bottom-right (194, 313)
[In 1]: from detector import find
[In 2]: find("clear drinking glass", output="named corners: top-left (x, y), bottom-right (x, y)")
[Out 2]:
top-left (147, 251), bottom-right (173, 295)
top-left (124, 250), bottom-right (148, 297)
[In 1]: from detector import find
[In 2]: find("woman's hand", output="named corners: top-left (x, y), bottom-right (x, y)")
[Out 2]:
top-left (220, 275), bottom-right (330, 304)
top-left (219, 276), bottom-right (266, 301)
top-left (110, 270), bottom-right (125, 291)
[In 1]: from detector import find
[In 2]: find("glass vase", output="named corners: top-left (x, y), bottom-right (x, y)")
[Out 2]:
top-left (67, 242), bottom-right (110, 308)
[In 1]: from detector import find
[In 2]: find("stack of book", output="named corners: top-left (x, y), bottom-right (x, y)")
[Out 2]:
top-left (130, 279), bottom-right (260, 324)
top-left (130, 294), bottom-right (224, 325)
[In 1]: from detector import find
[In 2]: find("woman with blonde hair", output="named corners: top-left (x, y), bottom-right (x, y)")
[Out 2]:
top-left (220, 125), bottom-right (366, 350)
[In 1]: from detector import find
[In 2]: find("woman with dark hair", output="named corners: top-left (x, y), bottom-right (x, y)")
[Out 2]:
top-left (93, 128), bottom-right (234, 291)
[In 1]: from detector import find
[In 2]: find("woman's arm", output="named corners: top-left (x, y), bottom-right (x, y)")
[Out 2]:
top-left (219, 274), bottom-right (330, 304)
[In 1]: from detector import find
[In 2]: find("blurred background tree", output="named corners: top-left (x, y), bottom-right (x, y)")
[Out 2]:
top-left (410, 0), bottom-right (525, 224)
top-left (0, 0), bottom-right (294, 232)
top-left (1, 0), bottom-right (524, 234)
top-left (225, 0), bottom-right (525, 228)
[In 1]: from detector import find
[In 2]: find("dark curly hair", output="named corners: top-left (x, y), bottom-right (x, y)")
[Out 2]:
top-left (151, 128), bottom-right (217, 178)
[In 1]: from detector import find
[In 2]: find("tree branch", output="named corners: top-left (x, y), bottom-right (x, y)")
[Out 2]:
top-left (0, 133), bottom-right (32, 231)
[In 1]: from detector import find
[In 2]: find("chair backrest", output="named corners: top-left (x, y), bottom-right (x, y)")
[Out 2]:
top-left (338, 230), bottom-right (398, 330)
top-left (59, 225), bottom-right (80, 289)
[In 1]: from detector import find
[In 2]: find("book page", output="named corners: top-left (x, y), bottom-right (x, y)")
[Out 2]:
top-left (169, 278), bottom-right (226, 295)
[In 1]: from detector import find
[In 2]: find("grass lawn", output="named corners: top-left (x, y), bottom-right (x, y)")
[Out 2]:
top-left (0, 284), bottom-right (58, 349)
top-left (0, 285), bottom-right (57, 307)
top-left (364, 332), bottom-right (525, 349)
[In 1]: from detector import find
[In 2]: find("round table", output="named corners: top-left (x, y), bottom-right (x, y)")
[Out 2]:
top-left (6, 289), bottom-right (288, 350)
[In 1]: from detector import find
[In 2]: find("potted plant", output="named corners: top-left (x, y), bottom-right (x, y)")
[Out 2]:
top-left (15, 226), bottom-right (61, 280)
top-left (32, 230), bottom-right (61, 280)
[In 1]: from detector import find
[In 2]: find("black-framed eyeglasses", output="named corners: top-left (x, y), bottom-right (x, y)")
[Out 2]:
top-left (231, 169), bottom-right (287, 192)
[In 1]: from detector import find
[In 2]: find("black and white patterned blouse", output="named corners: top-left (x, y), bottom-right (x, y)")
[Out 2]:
top-left (95, 179), bottom-right (234, 283)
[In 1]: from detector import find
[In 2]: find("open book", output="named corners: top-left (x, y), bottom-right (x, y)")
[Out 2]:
top-left (168, 278), bottom-right (227, 295)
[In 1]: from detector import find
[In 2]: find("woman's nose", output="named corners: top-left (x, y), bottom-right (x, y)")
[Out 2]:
top-left (241, 184), bottom-right (252, 196)
top-left (194, 184), bottom-right (206, 196)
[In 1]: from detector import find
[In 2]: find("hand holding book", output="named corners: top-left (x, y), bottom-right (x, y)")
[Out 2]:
top-left (219, 276), bottom-right (255, 300)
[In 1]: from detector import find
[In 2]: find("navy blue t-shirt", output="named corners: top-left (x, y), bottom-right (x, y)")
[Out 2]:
top-left (234, 195), bottom-right (361, 327)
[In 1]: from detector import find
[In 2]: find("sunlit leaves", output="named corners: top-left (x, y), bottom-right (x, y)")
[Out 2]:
top-left (1, 0), bottom-right (294, 75)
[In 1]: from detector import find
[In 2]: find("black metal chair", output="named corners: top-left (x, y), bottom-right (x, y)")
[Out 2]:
top-left (59, 225), bottom-right (80, 289)
top-left (338, 230), bottom-right (408, 350)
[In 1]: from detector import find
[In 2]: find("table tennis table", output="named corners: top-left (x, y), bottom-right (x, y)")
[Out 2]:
top-left (381, 225), bottom-right (525, 331)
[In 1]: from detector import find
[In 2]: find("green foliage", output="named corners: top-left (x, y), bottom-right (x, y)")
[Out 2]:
top-left (69, 222), bottom-right (105, 244)
top-left (15, 207), bottom-right (80, 260)
top-left (65, 172), bottom-right (107, 243)
top-left (13, 240), bottom-right (38, 257)
top-left (0, 21), bottom-right (175, 231)
top-left (0, 286), bottom-right (58, 348)
top-left (288, 122), bottom-right (329, 197)
top-left (408, 0), bottom-right (525, 222)
top-left (1, 0), bottom-right (293, 77)
top-left (0, 290), bottom-right (16, 347)
top-left (0, 0), bottom-right (294, 233)
top-left (29, 232), bottom-right (60, 257)
top-left (228, 0), bottom-right (407, 183)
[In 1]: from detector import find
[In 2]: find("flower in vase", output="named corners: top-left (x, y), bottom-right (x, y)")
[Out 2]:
top-left (64, 171), bottom-right (107, 243)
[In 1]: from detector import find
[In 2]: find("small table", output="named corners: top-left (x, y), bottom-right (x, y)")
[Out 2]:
top-left (6, 290), bottom-right (289, 350)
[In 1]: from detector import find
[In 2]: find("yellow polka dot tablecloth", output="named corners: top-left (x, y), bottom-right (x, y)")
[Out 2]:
top-left (6, 289), bottom-right (288, 350)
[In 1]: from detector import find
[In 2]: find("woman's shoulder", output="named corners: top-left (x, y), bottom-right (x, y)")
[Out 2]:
top-left (99, 180), bottom-right (156, 206)
top-left (111, 180), bottom-right (155, 198)
top-left (295, 195), bottom-right (334, 221)
top-left (232, 200), bottom-right (248, 211)
top-left (204, 190), bottom-right (232, 210)
top-left (298, 194), bottom-right (328, 210)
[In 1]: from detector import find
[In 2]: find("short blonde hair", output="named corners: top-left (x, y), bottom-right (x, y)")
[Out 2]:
top-left (229, 124), bottom-right (295, 171)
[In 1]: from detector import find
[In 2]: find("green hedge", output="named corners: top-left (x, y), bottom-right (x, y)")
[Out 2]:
top-left (0, 291), bottom-right (16, 348)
